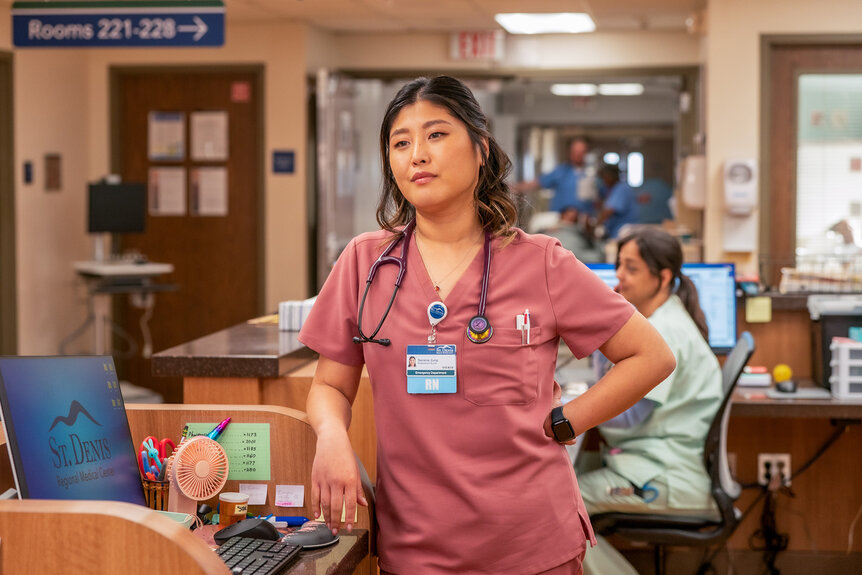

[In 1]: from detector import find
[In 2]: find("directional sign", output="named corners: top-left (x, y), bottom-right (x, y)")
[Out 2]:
top-left (12, 1), bottom-right (225, 48)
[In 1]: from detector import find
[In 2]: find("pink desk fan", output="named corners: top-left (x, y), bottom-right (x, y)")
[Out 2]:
top-left (165, 435), bottom-right (229, 515)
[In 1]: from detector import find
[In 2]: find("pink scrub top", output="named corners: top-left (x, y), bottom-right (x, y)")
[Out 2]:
top-left (299, 227), bottom-right (633, 575)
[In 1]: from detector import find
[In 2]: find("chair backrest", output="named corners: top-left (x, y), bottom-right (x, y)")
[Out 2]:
top-left (704, 332), bottom-right (755, 518)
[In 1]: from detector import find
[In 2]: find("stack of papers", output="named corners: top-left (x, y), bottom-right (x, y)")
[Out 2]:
top-left (278, 297), bottom-right (317, 331)
top-left (738, 366), bottom-right (772, 387)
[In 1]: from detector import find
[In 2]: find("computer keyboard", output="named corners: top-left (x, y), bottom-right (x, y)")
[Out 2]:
top-left (215, 536), bottom-right (302, 575)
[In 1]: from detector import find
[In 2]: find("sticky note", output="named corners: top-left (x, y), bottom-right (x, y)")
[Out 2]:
top-left (184, 422), bottom-right (271, 480)
top-left (745, 296), bottom-right (772, 323)
top-left (275, 484), bottom-right (305, 507)
top-left (239, 483), bottom-right (268, 506)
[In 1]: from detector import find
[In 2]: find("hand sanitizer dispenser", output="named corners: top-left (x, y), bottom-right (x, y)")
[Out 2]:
top-left (723, 159), bottom-right (758, 252)
top-left (724, 159), bottom-right (757, 216)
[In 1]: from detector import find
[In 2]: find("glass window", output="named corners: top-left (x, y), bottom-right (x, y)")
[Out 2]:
top-left (626, 152), bottom-right (643, 187)
top-left (797, 75), bottom-right (862, 251)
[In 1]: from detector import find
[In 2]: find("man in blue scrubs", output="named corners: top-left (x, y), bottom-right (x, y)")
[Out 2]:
top-left (596, 163), bottom-right (638, 239)
top-left (516, 137), bottom-right (597, 222)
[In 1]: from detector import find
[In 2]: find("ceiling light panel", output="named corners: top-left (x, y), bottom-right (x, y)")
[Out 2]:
top-left (598, 83), bottom-right (645, 96)
top-left (495, 13), bottom-right (596, 35)
top-left (550, 83), bottom-right (598, 96)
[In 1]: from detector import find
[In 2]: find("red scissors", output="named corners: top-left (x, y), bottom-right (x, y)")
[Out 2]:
top-left (139, 436), bottom-right (177, 476)
top-left (141, 436), bottom-right (176, 459)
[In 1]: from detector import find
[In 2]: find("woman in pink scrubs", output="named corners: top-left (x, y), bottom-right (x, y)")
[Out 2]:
top-left (299, 76), bottom-right (676, 575)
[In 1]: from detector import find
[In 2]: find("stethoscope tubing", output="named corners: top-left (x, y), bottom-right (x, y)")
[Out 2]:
top-left (354, 220), bottom-right (415, 346)
top-left (354, 219), bottom-right (492, 346)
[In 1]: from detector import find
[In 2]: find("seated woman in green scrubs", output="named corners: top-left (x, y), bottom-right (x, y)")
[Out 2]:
top-left (580, 228), bottom-right (723, 575)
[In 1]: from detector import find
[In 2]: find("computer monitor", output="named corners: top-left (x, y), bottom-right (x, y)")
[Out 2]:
top-left (88, 182), bottom-right (146, 234)
top-left (585, 263), bottom-right (617, 289)
top-left (585, 262), bottom-right (738, 353)
top-left (0, 356), bottom-right (147, 505)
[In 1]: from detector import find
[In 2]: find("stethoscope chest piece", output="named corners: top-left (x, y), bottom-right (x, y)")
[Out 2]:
top-left (466, 314), bottom-right (493, 344)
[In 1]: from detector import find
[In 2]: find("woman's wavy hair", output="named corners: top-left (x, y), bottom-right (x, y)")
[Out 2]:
top-left (376, 76), bottom-right (517, 238)
top-left (616, 227), bottom-right (710, 342)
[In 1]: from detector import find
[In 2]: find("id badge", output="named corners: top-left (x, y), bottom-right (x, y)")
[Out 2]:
top-left (406, 344), bottom-right (457, 394)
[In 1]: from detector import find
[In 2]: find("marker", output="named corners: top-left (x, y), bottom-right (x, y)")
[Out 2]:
top-left (275, 516), bottom-right (310, 526)
top-left (207, 417), bottom-right (231, 440)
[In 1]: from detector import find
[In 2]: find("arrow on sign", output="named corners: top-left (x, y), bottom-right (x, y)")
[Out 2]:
top-left (178, 15), bottom-right (208, 41)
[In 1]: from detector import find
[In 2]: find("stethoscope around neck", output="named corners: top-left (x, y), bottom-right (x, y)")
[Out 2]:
top-left (352, 219), bottom-right (494, 346)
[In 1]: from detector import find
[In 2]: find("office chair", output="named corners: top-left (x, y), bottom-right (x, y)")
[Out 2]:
top-left (356, 453), bottom-right (377, 556)
top-left (590, 331), bottom-right (755, 575)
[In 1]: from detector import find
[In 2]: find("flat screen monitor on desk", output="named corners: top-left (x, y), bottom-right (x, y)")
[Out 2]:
top-left (586, 262), bottom-right (738, 354)
top-left (88, 182), bottom-right (146, 234)
top-left (0, 356), bottom-right (147, 505)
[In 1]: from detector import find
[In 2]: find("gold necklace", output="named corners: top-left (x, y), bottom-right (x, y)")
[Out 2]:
top-left (415, 231), bottom-right (482, 294)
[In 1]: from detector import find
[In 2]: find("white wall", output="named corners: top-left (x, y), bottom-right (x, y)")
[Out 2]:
top-left (14, 49), bottom-right (92, 354)
top-left (3, 15), bottom-right (311, 354)
top-left (705, 0), bottom-right (862, 270)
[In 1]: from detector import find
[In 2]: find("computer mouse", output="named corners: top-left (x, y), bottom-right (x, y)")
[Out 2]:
top-left (281, 520), bottom-right (340, 549)
top-left (775, 379), bottom-right (798, 393)
top-left (213, 518), bottom-right (282, 545)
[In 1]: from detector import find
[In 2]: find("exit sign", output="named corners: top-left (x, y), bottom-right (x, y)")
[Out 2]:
top-left (450, 31), bottom-right (505, 61)
top-left (12, 0), bottom-right (225, 48)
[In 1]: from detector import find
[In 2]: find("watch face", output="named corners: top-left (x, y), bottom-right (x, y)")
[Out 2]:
top-left (552, 419), bottom-right (575, 442)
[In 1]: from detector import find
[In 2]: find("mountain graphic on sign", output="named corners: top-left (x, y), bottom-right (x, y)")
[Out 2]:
top-left (48, 400), bottom-right (102, 431)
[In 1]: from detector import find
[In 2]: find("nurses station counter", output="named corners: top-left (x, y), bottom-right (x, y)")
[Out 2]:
top-left (152, 320), bottom-right (378, 481)
top-left (0, 405), bottom-right (372, 574)
top-left (153, 308), bottom-right (862, 564)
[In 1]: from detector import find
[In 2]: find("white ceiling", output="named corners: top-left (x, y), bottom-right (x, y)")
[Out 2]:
top-left (3, 0), bottom-right (707, 34)
top-left (224, 0), bottom-right (706, 33)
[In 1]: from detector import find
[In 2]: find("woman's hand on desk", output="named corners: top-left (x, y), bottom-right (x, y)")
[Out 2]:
top-left (311, 429), bottom-right (368, 536)
top-left (307, 357), bottom-right (367, 536)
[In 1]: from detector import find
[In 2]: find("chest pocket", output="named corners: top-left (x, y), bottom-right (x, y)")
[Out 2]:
top-left (460, 327), bottom-right (542, 406)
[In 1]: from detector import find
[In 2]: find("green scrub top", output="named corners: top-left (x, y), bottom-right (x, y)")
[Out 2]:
top-left (600, 294), bottom-right (723, 509)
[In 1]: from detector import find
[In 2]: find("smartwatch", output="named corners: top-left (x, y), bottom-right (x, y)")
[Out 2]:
top-left (551, 406), bottom-right (576, 442)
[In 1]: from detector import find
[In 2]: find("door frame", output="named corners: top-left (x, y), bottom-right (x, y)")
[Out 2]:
top-left (0, 51), bottom-right (16, 354)
top-left (760, 34), bottom-right (862, 286)
top-left (108, 65), bottom-right (267, 313)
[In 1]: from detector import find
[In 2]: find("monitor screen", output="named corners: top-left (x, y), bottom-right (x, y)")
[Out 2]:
top-left (585, 263), bottom-right (617, 290)
top-left (0, 356), bottom-right (147, 505)
top-left (88, 182), bottom-right (146, 234)
top-left (585, 262), bottom-right (738, 353)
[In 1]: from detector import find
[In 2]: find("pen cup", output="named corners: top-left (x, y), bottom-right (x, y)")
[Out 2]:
top-left (142, 478), bottom-right (170, 511)
top-left (219, 492), bottom-right (250, 526)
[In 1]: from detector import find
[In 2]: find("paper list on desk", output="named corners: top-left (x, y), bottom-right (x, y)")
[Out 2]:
top-left (275, 485), bottom-right (305, 507)
top-left (184, 422), bottom-right (271, 480)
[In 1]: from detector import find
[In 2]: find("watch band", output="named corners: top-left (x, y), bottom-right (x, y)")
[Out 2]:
top-left (551, 405), bottom-right (576, 442)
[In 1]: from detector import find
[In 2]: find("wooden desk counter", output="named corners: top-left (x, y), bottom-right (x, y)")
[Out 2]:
top-left (727, 383), bottom-right (862, 556)
top-left (732, 381), bottom-right (862, 419)
top-left (195, 523), bottom-right (371, 575)
top-left (152, 322), bottom-right (377, 480)
top-left (0, 500), bottom-right (370, 575)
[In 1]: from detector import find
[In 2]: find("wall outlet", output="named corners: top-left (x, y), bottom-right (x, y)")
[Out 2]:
top-left (757, 453), bottom-right (791, 487)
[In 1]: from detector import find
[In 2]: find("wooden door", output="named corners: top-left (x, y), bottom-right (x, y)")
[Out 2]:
top-left (113, 68), bottom-right (262, 402)
top-left (0, 51), bottom-right (15, 355)
top-left (766, 42), bottom-right (862, 287)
